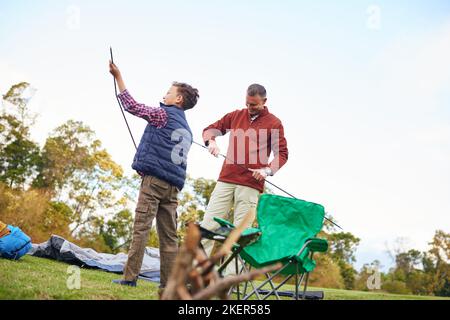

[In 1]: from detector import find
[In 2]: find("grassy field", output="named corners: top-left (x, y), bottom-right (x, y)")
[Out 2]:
top-left (0, 255), bottom-right (448, 300)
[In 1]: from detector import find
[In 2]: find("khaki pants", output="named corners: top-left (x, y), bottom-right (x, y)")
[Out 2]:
top-left (123, 175), bottom-right (179, 288)
top-left (200, 181), bottom-right (260, 275)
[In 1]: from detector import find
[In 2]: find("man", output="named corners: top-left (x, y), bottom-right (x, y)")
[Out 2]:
top-left (200, 84), bottom-right (288, 262)
top-left (109, 61), bottom-right (199, 290)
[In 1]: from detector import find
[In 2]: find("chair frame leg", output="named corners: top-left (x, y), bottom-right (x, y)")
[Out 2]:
top-left (242, 261), bottom-right (292, 300)
top-left (241, 257), bottom-right (250, 297)
top-left (261, 274), bottom-right (295, 300)
top-left (217, 248), bottom-right (241, 275)
top-left (239, 260), bottom-right (262, 300)
top-left (235, 255), bottom-right (240, 300)
top-left (302, 252), bottom-right (314, 299)
top-left (239, 242), bottom-right (315, 301)
top-left (265, 273), bottom-right (281, 300)
top-left (295, 262), bottom-right (299, 301)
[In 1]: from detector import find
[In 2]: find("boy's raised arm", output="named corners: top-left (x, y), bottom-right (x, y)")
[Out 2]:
top-left (109, 61), bottom-right (168, 128)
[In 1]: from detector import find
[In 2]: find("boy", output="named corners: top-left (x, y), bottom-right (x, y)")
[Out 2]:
top-left (109, 61), bottom-right (199, 290)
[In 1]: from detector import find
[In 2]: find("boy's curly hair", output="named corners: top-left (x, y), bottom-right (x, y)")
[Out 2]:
top-left (173, 82), bottom-right (199, 110)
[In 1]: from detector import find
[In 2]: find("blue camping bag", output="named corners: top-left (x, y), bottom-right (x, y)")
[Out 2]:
top-left (0, 225), bottom-right (32, 260)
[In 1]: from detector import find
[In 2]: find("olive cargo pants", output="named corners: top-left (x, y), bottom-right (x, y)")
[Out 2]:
top-left (123, 175), bottom-right (179, 287)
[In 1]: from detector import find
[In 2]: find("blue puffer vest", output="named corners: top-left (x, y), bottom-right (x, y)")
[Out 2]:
top-left (132, 104), bottom-right (192, 190)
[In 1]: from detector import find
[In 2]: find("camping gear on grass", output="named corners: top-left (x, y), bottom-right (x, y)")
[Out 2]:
top-left (29, 235), bottom-right (160, 282)
top-left (0, 223), bottom-right (32, 260)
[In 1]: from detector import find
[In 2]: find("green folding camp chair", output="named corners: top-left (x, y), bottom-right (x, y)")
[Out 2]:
top-left (210, 193), bottom-right (329, 300)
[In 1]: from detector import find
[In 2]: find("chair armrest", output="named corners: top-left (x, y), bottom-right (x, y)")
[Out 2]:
top-left (213, 217), bottom-right (235, 229)
top-left (306, 238), bottom-right (328, 253)
top-left (213, 219), bottom-right (261, 238)
top-left (241, 227), bottom-right (261, 237)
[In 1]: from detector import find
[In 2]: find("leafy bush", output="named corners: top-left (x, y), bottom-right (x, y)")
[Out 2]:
top-left (382, 280), bottom-right (411, 295)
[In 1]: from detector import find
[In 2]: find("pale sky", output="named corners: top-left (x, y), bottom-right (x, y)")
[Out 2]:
top-left (1, 0), bottom-right (450, 271)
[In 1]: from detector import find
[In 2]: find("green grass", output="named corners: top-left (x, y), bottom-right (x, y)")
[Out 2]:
top-left (0, 255), bottom-right (159, 300)
top-left (1, 256), bottom-right (448, 300)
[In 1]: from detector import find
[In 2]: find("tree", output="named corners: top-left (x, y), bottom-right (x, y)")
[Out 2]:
top-left (384, 231), bottom-right (450, 296)
top-left (428, 230), bottom-right (449, 264)
top-left (0, 83), bottom-right (40, 189)
top-left (395, 249), bottom-right (422, 275)
top-left (176, 176), bottom-right (216, 242)
top-left (2, 82), bottom-right (37, 133)
top-left (426, 230), bottom-right (450, 296)
top-left (32, 120), bottom-right (137, 240)
top-left (389, 250), bottom-right (434, 295)
top-left (309, 254), bottom-right (345, 289)
top-left (41, 201), bottom-right (75, 239)
top-left (84, 209), bottom-right (134, 253)
top-left (326, 232), bottom-right (361, 289)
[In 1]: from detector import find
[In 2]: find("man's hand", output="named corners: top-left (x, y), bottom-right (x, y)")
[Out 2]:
top-left (207, 140), bottom-right (220, 157)
top-left (249, 168), bottom-right (270, 182)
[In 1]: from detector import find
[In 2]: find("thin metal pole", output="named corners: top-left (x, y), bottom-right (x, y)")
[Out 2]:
top-left (110, 47), bottom-right (138, 150)
top-left (192, 140), bottom-right (342, 230)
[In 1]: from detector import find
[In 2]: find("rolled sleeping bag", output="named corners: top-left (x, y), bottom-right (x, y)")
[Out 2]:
top-left (0, 225), bottom-right (32, 260)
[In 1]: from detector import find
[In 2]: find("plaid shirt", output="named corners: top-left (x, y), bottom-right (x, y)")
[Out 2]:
top-left (117, 89), bottom-right (168, 128)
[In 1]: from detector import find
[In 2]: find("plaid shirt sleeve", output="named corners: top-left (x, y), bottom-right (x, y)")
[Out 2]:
top-left (117, 89), bottom-right (168, 128)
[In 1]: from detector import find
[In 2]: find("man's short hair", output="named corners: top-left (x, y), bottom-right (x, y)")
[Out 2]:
top-left (173, 82), bottom-right (199, 110)
top-left (247, 83), bottom-right (266, 98)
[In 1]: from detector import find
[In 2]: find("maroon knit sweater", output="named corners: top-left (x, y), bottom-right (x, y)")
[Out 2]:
top-left (203, 107), bottom-right (288, 193)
